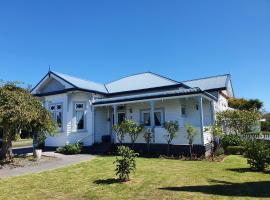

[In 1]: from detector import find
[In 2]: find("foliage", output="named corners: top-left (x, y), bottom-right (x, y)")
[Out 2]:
top-left (0, 82), bottom-right (56, 161)
top-left (214, 147), bottom-right (224, 157)
top-left (56, 142), bottom-right (83, 155)
top-left (226, 146), bottom-right (245, 155)
top-left (245, 139), bottom-right (270, 171)
top-left (263, 113), bottom-right (270, 122)
top-left (143, 128), bottom-right (153, 154)
top-left (261, 121), bottom-right (270, 132)
top-left (114, 145), bottom-right (138, 181)
top-left (164, 121), bottom-right (179, 156)
top-left (220, 134), bottom-right (243, 150)
top-left (228, 98), bottom-right (263, 111)
top-left (205, 124), bottom-right (223, 160)
top-left (123, 120), bottom-right (144, 148)
top-left (185, 123), bottom-right (199, 158)
top-left (216, 110), bottom-right (261, 134)
top-left (112, 122), bottom-right (126, 144)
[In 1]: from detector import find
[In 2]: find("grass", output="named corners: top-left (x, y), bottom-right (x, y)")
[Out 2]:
top-left (0, 155), bottom-right (270, 200)
top-left (12, 138), bottom-right (32, 148)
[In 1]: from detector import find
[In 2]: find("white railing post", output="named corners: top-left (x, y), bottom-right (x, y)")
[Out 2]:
top-left (149, 100), bottom-right (155, 143)
top-left (198, 96), bottom-right (204, 145)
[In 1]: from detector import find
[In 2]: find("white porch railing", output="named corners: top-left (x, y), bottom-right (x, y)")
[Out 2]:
top-left (242, 133), bottom-right (270, 141)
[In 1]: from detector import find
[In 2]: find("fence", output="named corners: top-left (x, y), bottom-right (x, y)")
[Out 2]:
top-left (242, 133), bottom-right (270, 141)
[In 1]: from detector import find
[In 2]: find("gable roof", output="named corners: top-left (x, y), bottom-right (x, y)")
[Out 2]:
top-left (182, 74), bottom-right (230, 91)
top-left (51, 71), bottom-right (108, 94)
top-left (32, 71), bottom-right (234, 97)
top-left (105, 72), bottom-right (182, 93)
top-left (31, 71), bottom-right (108, 95)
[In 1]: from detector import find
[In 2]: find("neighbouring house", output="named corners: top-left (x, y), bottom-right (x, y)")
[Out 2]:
top-left (31, 71), bottom-right (234, 156)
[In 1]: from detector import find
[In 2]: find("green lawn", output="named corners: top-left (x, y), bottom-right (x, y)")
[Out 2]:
top-left (12, 138), bottom-right (32, 148)
top-left (0, 155), bottom-right (270, 200)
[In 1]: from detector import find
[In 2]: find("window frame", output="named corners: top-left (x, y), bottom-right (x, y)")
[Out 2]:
top-left (73, 102), bottom-right (87, 132)
top-left (48, 103), bottom-right (63, 132)
top-left (140, 108), bottom-right (165, 127)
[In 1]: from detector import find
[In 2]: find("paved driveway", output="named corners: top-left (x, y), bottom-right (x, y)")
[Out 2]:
top-left (0, 149), bottom-right (96, 179)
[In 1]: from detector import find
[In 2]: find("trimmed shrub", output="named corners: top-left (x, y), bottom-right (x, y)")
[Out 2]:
top-left (221, 134), bottom-right (243, 150)
top-left (114, 146), bottom-right (138, 181)
top-left (261, 121), bottom-right (270, 132)
top-left (226, 146), bottom-right (245, 155)
top-left (245, 140), bottom-right (270, 171)
top-left (56, 142), bottom-right (83, 155)
top-left (214, 147), bottom-right (225, 157)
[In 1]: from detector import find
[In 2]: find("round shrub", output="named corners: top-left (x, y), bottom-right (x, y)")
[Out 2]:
top-left (214, 147), bottom-right (225, 156)
top-left (226, 146), bottom-right (245, 155)
top-left (245, 139), bottom-right (270, 171)
top-left (56, 142), bottom-right (83, 155)
top-left (221, 134), bottom-right (243, 150)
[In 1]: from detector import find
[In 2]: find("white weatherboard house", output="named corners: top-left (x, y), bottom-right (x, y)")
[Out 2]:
top-left (31, 71), bottom-right (234, 156)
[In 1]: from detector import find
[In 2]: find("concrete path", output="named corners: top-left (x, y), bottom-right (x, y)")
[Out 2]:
top-left (0, 151), bottom-right (96, 179)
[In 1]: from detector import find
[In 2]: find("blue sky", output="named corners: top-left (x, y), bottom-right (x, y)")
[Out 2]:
top-left (0, 0), bottom-right (269, 111)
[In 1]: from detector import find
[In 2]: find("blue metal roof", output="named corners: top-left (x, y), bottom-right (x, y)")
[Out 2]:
top-left (51, 71), bottom-right (108, 94)
top-left (105, 72), bottom-right (180, 93)
top-left (32, 71), bottom-right (232, 96)
top-left (182, 74), bottom-right (230, 91)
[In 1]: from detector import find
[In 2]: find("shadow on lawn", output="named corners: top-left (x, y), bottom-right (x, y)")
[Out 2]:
top-left (94, 178), bottom-right (122, 185)
top-left (159, 179), bottom-right (270, 198)
top-left (226, 168), bottom-right (270, 174)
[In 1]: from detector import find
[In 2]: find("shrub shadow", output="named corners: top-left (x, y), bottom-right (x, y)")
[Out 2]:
top-left (226, 168), bottom-right (270, 174)
top-left (94, 178), bottom-right (122, 185)
top-left (159, 179), bottom-right (270, 198)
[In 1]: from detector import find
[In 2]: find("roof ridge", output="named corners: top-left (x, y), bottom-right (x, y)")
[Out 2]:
top-left (106, 71), bottom-right (151, 85)
top-left (182, 73), bottom-right (230, 83)
top-left (106, 71), bottom-right (179, 85)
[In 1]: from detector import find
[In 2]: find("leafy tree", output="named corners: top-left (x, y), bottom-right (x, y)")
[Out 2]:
top-left (114, 146), bottom-right (138, 182)
top-left (263, 113), bottom-right (270, 122)
top-left (112, 122), bottom-right (126, 144)
top-left (124, 120), bottom-right (143, 149)
top-left (205, 124), bottom-right (223, 160)
top-left (228, 98), bottom-right (263, 111)
top-left (143, 128), bottom-right (153, 154)
top-left (164, 121), bottom-right (179, 156)
top-left (185, 124), bottom-right (199, 159)
top-left (216, 110), bottom-right (261, 134)
top-left (0, 82), bottom-right (56, 162)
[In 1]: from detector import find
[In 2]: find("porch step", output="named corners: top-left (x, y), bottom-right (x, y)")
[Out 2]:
top-left (88, 143), bottom-right (112, 155)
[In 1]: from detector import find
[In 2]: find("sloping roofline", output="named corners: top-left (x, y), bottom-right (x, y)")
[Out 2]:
top-left (32, 71), bottom-right (233, 97)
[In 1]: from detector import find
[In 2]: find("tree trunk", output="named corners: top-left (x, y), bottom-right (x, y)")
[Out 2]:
top-left (0, 129), bottom-right (13, 162)
top-left (189, 144), bottom-right (192, 159)
top-left (167, 142), bottom-right (170, 156)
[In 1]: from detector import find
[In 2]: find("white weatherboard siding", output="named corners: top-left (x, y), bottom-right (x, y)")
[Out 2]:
top-left (94, 107), bottom-right (109, 143)
top-left (45, 92), bottom-right (94, 147)
top-left (112, 97), bottom-right (213, 145)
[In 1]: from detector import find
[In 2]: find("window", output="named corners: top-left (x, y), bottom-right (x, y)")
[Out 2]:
top-left (74, 103), bottom-right (85, 130)
top-left (181, 106), bottom-right (187, 117)
top-left (141, 109), bottom-right (164, 126)
top-left (118, 112), bottom-right (126, 125)
top-left (49, 103), bottom-right (62, 129)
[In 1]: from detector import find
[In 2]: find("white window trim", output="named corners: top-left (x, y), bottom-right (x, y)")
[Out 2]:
top-left (74, 102), bottom-right (87, 132)
top-left (140, 108), bottom-right (165, 127)
top-left (49, 103), bottom-right (63, 132)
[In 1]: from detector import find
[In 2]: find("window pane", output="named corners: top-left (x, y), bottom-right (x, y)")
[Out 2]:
top-left (76, 111), bottom-right (84, 130)
top-left (154, 112), bottom-right (161, 126)
top-left (118, 113), bottom-right (125, 125)
top-left (56, 112), bottom-right (62, 128)
top-left (76, 103), bottom-right (84, 110)
top-left (143, 113), bottom-right (150, 126)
